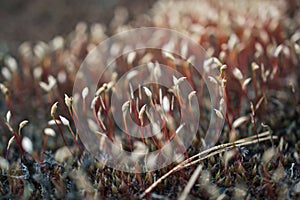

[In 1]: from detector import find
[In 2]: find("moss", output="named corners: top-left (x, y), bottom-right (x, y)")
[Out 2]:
top-left (0, 0), bottom-right (300, 199)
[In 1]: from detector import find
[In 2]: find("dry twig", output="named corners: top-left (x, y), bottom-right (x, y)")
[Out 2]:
top-left (140, 131), bottom-right (277, 198)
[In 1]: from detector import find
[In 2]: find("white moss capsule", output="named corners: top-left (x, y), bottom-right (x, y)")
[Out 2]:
top-left (59, 115), bottom-right (70, 126)
top-left (22, 137), bottom-right (33, 154)
top-left (51, 102), bottom-right (58, 117)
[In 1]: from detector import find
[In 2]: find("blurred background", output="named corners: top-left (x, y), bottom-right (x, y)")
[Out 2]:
top-left (0, 0), bottom-right (156, 54)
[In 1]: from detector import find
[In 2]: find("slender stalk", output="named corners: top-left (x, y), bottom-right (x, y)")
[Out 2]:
top-left (123, 115), bottom-right (132, 151)
top-left (40, 135), bottom-right (48, 162)
top-left (140, 131), bottom-right (275, 198)
top-left (52, 116), bottom-right (69, 147)
top-left (178, 165), bottom-right (203, 200)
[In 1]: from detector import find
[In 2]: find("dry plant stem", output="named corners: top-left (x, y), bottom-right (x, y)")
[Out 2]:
top-left (178, 165), bottom-right (203, 200)
top-left (52, 116), bottom-right (69, 148)
top-left (225, 111), bottom-right (233, 131)
top-left (83, 98), bottom-right (87, 114)
top-left (40, 135), bottom-right (48, 162)
top-left (66, 106), bottom-right (83, 152)
top-left (104, 105), bottom-right (114, 140)
top-left (140, 122), bottom-right (146, 144)
top-left (184, 131), bottom-right (271, 166)
top-left (184, 64), bottom-right (195, 89)
top-left (183, 136), bottom-right (276, 168)
top-left (67, 106), bottom-right (76, 127)
top-left (123, 115), bottom-right (132, 151)
top-left (252, 70), bottom-right (259, 100)
top-left (93, 110), bottom-right (101, 129)
top-left (5, 122), bottom-right (24, 160)
top-left (179, 136), bottom-right (277, 199)
top-left (188, 105), bottom-right (197, 134)
top-left (7, 133), bottom-right (23, 161)
top-left (252, 114), bottom-right (259, 141)
top-left (140, 131), bottom-right (274, 198)
top-left (72, 106), bottom-right (84, 133)
top-left (224, 87), bottom-right (234, 127)
top-left (66, 124), bottom-right (82, 151)
top-left (242, 88), bottom-right (251, 104)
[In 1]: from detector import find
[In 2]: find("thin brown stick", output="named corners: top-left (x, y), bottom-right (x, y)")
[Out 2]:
top-left (183, 136), bottom-right (277, 168)
top-left (176, 135), bottom-right (277, 199)
top-left (180, 131), bottom-right (271, 168)
top-left (140, 131), bottom-right (275, 198)
top-left (178, 165), bottom-right (203, 200)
